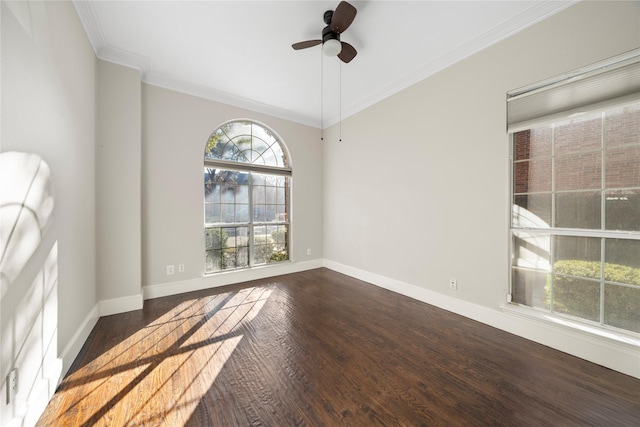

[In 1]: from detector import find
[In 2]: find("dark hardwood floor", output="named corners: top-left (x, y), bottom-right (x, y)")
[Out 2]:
top-left (38, 268), bottom-right (639, 426)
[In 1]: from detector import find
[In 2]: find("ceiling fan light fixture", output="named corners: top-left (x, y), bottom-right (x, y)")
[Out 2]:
top-left (323, 39), bottom-right (342, 57)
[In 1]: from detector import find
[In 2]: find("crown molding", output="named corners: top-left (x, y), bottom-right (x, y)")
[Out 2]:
top-left (143, 72), bottom-right (320, 128)
top-left (98, 46), bottom-right (150, 77)
top-left (74, 0), bottom-right (578, 130)
top-left (72, 0), bottom-right (106, 54)
top-left (322, 0), bottom-right (579, 127)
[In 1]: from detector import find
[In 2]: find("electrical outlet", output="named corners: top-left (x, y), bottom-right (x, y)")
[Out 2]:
top-left (449, 279), bottom-right (457, 290)
top-left (178, 264), bottom-right (185, 273)
top-left (306, 248), bottom-right (312, 256)
top-left (6, 368), bottom-right (18, 404)
top-left (166, 265), bottom-right (175, 275)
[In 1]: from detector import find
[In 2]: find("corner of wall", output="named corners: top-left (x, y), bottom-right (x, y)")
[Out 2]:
top-left (59, 304), bottom-right (99, 377)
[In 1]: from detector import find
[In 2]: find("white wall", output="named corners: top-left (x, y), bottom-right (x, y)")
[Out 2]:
top-left (324, 1), bottom-right (640, 377)
top-left (141, 84), bottom-right (324, 298)
top-left (1, 1), bottom-right (98, 425)
top-left (96, 60), bottom-right (143, 314)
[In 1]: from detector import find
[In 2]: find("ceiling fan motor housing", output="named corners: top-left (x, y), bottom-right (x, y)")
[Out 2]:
top-left (322, 25), bottom-right (340, 43)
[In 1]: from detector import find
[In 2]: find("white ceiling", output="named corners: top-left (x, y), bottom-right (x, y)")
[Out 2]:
top-left (74, 0), bottom-right (577, 128)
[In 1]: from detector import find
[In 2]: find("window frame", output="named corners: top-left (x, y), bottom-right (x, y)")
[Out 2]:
top-left (203, 120), bottom-right (292, 275)
top-left (508, 105), bottom-right (640, 335)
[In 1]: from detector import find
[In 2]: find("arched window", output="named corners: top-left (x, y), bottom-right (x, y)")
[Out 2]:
top-left (204, 120), bottom-right (291, 274)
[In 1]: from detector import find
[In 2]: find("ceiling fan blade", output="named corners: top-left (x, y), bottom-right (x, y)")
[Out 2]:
top-left (292, 40), bottom-right (322, 50)
top-left (338, 42), bottom-right (357, 63)
top-left (331, 1), bottom-right (357, 34)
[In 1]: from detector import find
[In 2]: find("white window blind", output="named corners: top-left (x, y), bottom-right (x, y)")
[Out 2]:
top-left (507, 49), bottom-right (640, 132)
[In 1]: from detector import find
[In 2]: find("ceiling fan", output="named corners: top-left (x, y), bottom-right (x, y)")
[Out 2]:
top-left (292, 1), bottom-right (358, 63)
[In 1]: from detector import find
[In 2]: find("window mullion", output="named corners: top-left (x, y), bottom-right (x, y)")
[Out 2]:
top-left (600, 112), bottom-right (606, 327)
top-left (248, 173), bottom-right (254, 267)
top-left (550, 124), bottom-right (556, 313)
top-left (600, 237), bottom-right (606, 326)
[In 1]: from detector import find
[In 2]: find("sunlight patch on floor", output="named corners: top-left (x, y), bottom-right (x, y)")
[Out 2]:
top-left (46, 286), bottom-right (273, 426)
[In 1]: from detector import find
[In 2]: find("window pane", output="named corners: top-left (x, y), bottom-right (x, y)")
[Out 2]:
top-left (270, 225), bottom-right (288, 262)
top-left (254, 125), bottom-right (287, 167)
top-left (226, 227), bottom-right (246, 248)
top-left (221, 204), bottom-right (235, 223)
top-left (254, 245), bottom-right (270, 265)
top-left (605, 145), bottom-right (640, 188)
top-left (222, 247), bottom-right (237, 269)
top-left (252, 123), bottom-right (277, 145)
top-left (219, 140), bottom-right (248, 162)
top-left (605, 104), bottom-right (640, 148)
top-left (205, 228), bottom-right (227, 250)
top-left (254, 205), bottom-right (266, 222)
top-left (555, 192), bottom-right (601, 229)
top-left (253, 225), bottom-right (271, 265)
top-left (604, 239), bottom-right (640, 284)
top-left (236, 246), bottom-right (249, 268)
top-left (512, 231), bottom-right (550, 270)
top-left (204, 187), bottom-right (220, 203)
top-left (514, 127), bottom-right (552, 161)
top-left (219, 227), bottom-right (249, 270)
top-left (205, 250), bottom-right (223, 273)
top-left (265, 175), bottom-right (278, 186)
top-left (266, 205), bottom-right (278, 222)
top-left (221, 187), bottom-right (234, 203)
top-left (236, 204), bottom-right (249, 222)
top-left (276, 186), bottom-right (285, 204)
top-left (512, 268), bottom-right (548, 310)
top-left (204, 168), bottom-right (220, 202)
top-left (606, 190), bottom-right (640, 231)
top-left (259, 147), bottom-right (277, 166)
top-left (220, 121), bottom-right (251, 139)
top-left (253, 184), bottom-right (266, 204)
top-left (265, 185), bottom-right (277, 204)
top-left (554, 236), bottom-right (601, 280)
top-left (513, 194), bottom-right (551, 227)
top-left (274, 225), bottom-right (287, 245)
top-left (235, 185), bottom-right (249, 204)
top-left (554, 115), bottom-right (602, 155)
top-left (514, 158), bottom-right (552, 193)
top-left (604, 284), bottom-right (640, 333)
top-left (552, 275), bottom-right (600, 322)
top-left (555, 152), bottom-right (602, 191)
top-left (251, 138), bottom-right (271, 161)
top-left (204, 203), bottom-right (220, 224)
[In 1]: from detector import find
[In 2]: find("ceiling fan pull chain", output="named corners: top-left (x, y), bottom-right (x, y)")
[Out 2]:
top-left (339, 60), bottom-right (342, 142)
top-left (321, 49), bottom-right (324, 141)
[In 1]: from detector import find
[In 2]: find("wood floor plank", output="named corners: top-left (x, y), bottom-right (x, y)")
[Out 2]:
top-left (37, 268), bottom-right (640, 426)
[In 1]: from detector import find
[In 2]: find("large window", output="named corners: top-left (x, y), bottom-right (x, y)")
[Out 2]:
top-left (204, 120), bottom-right (291, 274)
top-left (508, 51), bottom-right (640, 334)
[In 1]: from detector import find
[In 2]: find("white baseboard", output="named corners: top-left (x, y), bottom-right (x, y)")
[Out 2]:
top-left (59, 304), bottom-right (99, 377)
top-left (143, 259), bottom-right (323, 300)
top-left (98, 293), bottom-right (144, 316)
top-left (323, 259), bottom-right (640, 379)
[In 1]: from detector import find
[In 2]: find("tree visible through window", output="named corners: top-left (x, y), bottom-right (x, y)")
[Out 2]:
top-left (204, 120), bottom-right (291, 273)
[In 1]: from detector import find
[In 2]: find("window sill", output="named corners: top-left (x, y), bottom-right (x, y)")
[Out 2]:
top-left (203, 260), bottom-right (293, 278)
top-left (501, 303), bottom-right (640, 349)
